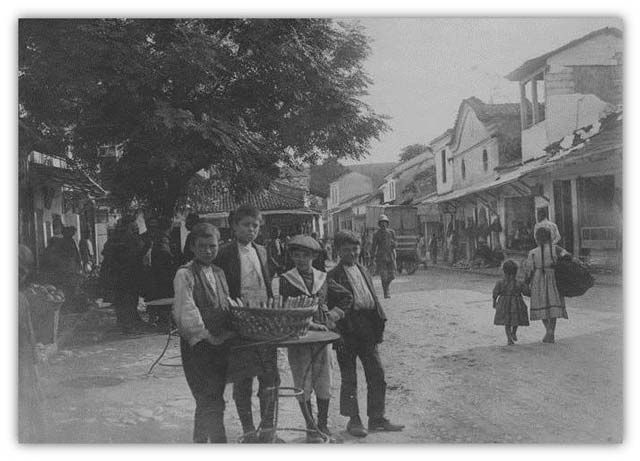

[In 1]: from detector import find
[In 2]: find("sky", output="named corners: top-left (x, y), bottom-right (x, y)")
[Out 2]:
top-left (344, 17), bottom-right (623, 165)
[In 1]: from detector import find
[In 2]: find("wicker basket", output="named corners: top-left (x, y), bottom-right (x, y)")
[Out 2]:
top-left (28, 298), bottom-right (64, 345)
top-left (230, 305), bottom-right (318, 341)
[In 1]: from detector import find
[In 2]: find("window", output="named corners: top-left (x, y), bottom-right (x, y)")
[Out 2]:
top-left (482, 149), bottom-right (488, 172)
top-left (389, 180), bottom-right (396, 201)
top-left (461, 159), bottom-right (466, 180)
top-left (441, 150), bottom-right (447, 183)
top-left (330, 184), bottom-right (339, 206)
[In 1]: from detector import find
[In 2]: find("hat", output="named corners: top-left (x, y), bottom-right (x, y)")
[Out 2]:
top-left (378, 214), bottom-right (390, 223)
top-left (287, 234), bottom-right (321, 252)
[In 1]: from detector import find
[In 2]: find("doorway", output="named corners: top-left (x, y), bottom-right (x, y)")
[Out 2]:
top-left (553, 180), bottom-right (574, 251)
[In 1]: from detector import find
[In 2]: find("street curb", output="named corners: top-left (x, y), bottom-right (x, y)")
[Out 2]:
top-left (423, 265), bottom-right (622, 288)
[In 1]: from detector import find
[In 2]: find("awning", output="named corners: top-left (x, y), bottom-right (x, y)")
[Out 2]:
top-left (29, 163), bottom-right (107, 197)
top-left (431, 158), bottom-right (546, 205)
top-left (201, 208), bottom-right (319, 219)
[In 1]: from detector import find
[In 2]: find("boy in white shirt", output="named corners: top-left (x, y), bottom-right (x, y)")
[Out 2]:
top-left (214, 205), bottom-right (279, 443)
top-left (172, 223), bottom-right (235, 443)
top-left (328, 230), bottom-right (404, 437)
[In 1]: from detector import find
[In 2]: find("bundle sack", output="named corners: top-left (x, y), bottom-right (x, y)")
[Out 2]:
top-left (553, 250), bottom-right (594, 297)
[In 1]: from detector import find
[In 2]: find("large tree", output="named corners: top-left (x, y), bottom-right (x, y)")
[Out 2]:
top-left (399, 143), bottom-right (430, 163)
top-left (19, 19), bottom-right (388, 216)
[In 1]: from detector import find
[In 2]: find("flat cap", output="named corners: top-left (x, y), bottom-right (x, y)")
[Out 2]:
top-left (287, 234), bottom-right (321, 252)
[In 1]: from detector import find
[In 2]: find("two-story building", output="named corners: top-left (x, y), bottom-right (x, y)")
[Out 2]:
top-left (504, 26), bottom-right (623, 268)
top-left (380, 149), bottom-right (435, 205)
top-left (421, 27), bottom-right (622, 270)
top-left (19, 150), bottom-right (108, 268)
top-left (428, 97), bottom-right (523, 260)
top-left (325, 163), bottom-right (396, 238)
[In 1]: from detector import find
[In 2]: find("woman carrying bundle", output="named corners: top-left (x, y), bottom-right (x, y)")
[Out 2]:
top-left (279, 235), bottom-right (353, 442)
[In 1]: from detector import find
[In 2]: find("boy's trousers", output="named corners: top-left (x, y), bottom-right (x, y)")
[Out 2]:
top-left (335, 337), bottom-right (386, 419)
top-left (180, 338), bottom-right (228, 443)
top-left (287, 344), bottom-right (332, 400)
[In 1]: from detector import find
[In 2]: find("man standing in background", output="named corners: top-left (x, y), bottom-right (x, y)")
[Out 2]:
top-left (371, 215), bottom-right (396, 299)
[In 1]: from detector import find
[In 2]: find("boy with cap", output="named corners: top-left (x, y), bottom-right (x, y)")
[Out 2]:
top-left (329, 230), bottom-right (404, 437)
top-left (279, 234), bottom-right (353, 442)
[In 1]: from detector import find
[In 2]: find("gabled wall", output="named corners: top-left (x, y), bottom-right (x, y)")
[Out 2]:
top-left (449, 106), bottom-right (499, 189)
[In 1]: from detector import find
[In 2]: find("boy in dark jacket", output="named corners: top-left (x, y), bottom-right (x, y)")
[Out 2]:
top-left (213, 204), bottom-right (279, 443)
top-left (328, 230), bottom-right (404, 438)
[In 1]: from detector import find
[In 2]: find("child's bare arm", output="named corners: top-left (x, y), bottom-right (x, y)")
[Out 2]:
top-left (492, 281), bottom-right (502, 308)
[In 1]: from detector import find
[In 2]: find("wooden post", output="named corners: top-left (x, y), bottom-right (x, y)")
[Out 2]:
top-left (531, 77), bottom-right (539, 125)
top-left (571, 178), bottom-right (580, 256)
top-left (519, 82), bottom-right (528, 129)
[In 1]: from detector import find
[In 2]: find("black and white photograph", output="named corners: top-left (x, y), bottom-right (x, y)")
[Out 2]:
top-left (12, 10), bottom-right (629, 450)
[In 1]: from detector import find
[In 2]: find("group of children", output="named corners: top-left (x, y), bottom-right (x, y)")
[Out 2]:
top-left (492, 227), bottom-right (570, 345)
top-left (172, 204), bottom-right (404, 443)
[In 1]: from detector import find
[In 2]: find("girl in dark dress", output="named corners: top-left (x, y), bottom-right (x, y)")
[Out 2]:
top-left (492, 260), bottom-right (530, 345)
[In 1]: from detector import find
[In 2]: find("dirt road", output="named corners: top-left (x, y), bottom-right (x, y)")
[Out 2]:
top-left (37, 269), bottom-right (623, 443)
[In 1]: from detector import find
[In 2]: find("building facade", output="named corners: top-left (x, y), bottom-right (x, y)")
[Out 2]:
top-left (505, 26), bottom-right (623, 268)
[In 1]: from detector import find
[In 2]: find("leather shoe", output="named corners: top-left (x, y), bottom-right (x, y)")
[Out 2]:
top-left (306, 430), bottom-right (325, 443)
top-left (368, 417), bottom-right (405, 432)
top-left (346, 416), bottom-right (368, 437)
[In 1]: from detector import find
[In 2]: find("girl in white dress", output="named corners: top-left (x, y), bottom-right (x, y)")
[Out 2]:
top-left (526, 227), bottom-right (570, 343)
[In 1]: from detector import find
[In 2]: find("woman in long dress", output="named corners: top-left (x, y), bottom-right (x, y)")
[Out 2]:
top-left (526, 227), bottom-right (570, 343)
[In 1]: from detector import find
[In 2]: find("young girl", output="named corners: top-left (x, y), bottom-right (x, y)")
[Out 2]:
top-left (279, 234), bottom-right (352, 443)
top-left (526, 227), bottom-right (570, 343)
top-left (492, 260), bottom-right (530, 345)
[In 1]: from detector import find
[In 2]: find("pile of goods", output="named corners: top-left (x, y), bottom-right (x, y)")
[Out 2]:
top-left (24, 284), bottom-right (65, 304)
top-left (24, 284), bottom-right (65, 347)
top-left (227, 295), bottom-right (318, 341)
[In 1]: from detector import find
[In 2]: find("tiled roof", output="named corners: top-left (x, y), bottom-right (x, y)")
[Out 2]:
top-left (428, 128), bottom-right (454, 146)
top-left (506, 27), bottom-right (622, 81)
top-left (450, 97), bottom-right (523, 162)
top-left (433, 109), bottom-right (622, 205)
top-left (542, 109), bottom-right (622, 165)
top-left (29, 163), bottom-right (106, 196)
top-left (184, 177), bottom-right (311, 215)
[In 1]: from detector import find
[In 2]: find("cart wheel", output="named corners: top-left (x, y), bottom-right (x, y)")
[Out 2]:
top-left (406, 261), bottom-right (418, 275)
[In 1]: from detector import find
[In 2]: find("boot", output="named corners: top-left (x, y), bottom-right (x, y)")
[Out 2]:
top-left (299, 400), bottom-right (323, 443)
top-left (368, 416), bottom-right (405, 432)
top-left (236, 402), bottom-right (257, 443)
top-left (316, 398), bottom-right (331, 435)
top-left (258, 394), bottom-right (277, 443)
top-left (346, 415), bottom-right (368, 437)
top-left (382, 282), bottom-right (390, 299)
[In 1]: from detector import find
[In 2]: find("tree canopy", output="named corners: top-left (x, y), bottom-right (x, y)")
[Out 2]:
top-left (309, 157), bottom-right (350, 198)
top-left (399, 143), bottom-right (430, 163)
top-left (19, 19), bottom-right (388, 216)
